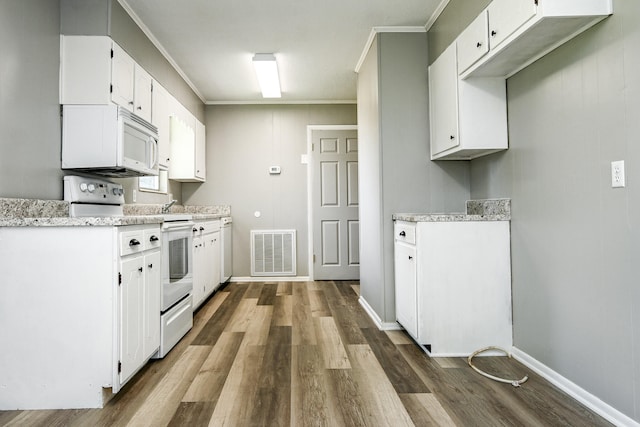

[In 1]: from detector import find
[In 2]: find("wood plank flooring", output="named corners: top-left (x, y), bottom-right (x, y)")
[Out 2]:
top-left (0, 281), bottom-right (613, 427)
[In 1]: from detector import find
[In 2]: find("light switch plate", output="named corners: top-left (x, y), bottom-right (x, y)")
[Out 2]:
top-left (611, 160), bottom-right (625, 188)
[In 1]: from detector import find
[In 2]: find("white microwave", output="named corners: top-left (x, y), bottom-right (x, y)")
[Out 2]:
top-left (62, 104), bottom-right (159, 177)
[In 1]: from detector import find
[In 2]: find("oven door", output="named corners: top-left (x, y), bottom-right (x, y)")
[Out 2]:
top-left (161, 221), bottom-right (194, 311)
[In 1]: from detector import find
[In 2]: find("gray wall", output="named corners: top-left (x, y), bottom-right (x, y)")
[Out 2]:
top-left (0, 0), bottom-right (63, 199)
top-left (357, 32), bottom-right (470, 324)
top-left (433, 0), bottom-right (640, 422)
top-left (182, 104), bottom-right (357, 277)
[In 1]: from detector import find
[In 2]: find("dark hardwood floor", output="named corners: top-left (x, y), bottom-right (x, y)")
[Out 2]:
top-left (0, 281), bottom-right (612, 426)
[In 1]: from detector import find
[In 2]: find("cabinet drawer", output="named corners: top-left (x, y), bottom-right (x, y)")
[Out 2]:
top-left (144, 228), bottom-right (162, 251)
top-left (120, 229), bottom-right (145, 256)
top-left (394, 221), bottom-right (416, 245)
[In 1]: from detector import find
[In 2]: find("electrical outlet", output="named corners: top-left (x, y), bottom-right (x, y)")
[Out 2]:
top-left (611, 160), bottom-right (625, 188)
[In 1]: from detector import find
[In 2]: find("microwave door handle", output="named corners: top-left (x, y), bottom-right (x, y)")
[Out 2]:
top-left (148, 137), bottom-right (158, 169)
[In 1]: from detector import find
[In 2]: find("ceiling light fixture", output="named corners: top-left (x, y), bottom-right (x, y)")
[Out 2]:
top-left (252, 53), bottom-right (281, 98)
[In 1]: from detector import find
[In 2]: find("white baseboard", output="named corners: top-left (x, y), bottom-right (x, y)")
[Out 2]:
top-left (358, 296), bottom-right (402, 331)
top-left (511, 347), bottom-right (639, 427)
top-left (230, 276), bottom-right (311, 282)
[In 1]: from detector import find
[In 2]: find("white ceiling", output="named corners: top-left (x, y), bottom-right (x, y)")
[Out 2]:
top-left (120, 0), bottom-right (445, 104)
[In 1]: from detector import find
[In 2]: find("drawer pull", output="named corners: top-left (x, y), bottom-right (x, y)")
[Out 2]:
top-left (149, 235), bottom-right (159, 242)
top-left (399, 231), bottom-right (406, 237)
top-left (129, 239), bottom-right (141, 246)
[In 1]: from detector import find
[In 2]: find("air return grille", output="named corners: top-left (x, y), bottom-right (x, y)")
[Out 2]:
top-left (251, 230), bottom-right (296, 276)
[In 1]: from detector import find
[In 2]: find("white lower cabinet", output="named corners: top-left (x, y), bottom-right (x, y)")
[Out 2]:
top-left (118, 228), bottom-right (161, 386)
top-left (192, 220), bottom-right (221, 309)
top-left (394, 220), bottom-right (512, 356)
top-left (0, 223), bottom-right (161, 409)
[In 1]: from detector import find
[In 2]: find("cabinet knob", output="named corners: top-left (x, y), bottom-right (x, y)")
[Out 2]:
top-left (148, 263), bottom-right (153, 269)
top-left (149, 235), bottom-right (159, 242)
top-left (199, 226), bottom-right (205, 231)
top-left (138, 267), bottom-right (143, 272)
top-left (399, 231), bottom-right (406, 237)
top-left (491, 30), bottom-right (497, 37)
top-left (193, 228), bottom-right (198, 232)
top-left (450, 135), bottom-right (455, 140)
top-left (476, 41), bottom-right (482, 48)
top-left (128, 101), bottom-right (134, 105)
top-left (408, 256), bottom-right (413, 260)
top-left (137, 106), bottom-right (142, 110)
top-left (129, 238), bottom-right (141, 246)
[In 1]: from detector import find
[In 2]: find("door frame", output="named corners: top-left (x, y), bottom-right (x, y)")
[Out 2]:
top-left (306, 125), bottom-right (358, 281)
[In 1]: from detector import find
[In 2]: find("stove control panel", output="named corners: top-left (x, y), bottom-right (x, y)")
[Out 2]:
top-left (63, 175), bottom-right (125, 205)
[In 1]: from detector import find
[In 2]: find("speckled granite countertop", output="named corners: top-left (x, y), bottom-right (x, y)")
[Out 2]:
top-left (393, 199), bottom-right (510, 222)
top-left (0, 198), bottom-right (231, 227)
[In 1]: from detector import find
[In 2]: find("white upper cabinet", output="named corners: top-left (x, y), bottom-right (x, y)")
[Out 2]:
top-left (110, 42), bottom-right (135, 109)
top-left (460, 0), bottom-right (613, 79)
top-left (429, 44), bottom-right (508, 160)
top-left (133, 64), bottom-right (153, 122)
top-left (456, 11), bottom-right (490, 74)
top-left (169, 113), bottom-right (206, 182)
top-left (60, 35), bottom-right (153, 122)
top-left (429, 44), bottom-right (460, 156)
top-left (487, 0), bottom-right (537, 50)
top-left (151, 82), bottom-right (172, 169)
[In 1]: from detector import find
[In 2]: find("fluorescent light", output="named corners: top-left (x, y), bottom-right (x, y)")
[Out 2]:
top-left (252, 53), bottom-right (281, 98)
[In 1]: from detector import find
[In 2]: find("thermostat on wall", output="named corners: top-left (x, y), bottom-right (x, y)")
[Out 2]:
top-left (269, 166), bottom-right (281, 175)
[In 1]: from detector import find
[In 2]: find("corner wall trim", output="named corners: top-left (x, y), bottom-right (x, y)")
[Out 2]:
top-left (354, 26), bottom-right (426, 73)
top-left (358, 296), bottom-right (403, 331)
top-left (511, 347), bottom-right (640, 427)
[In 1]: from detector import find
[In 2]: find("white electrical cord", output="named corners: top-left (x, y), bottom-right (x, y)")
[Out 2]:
top-left (467, 346), bottom-right (529, 387)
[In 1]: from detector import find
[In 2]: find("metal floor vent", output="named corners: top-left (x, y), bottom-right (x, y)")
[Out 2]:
top-left (251, 230), bottom-right (297, 276)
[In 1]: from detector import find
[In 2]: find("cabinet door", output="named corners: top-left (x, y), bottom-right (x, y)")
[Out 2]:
top-left (394, 241), bottom-right (418, 339)
top-left (192, 236), bottom-right (205, 309)
top-left (488, 0), bottom-right (537, 49)
top-left (134, 65), bottom-right (153, 122)
top-left (152, 82), bottom-right (172, 169)
top-left (457, 11), bottom-right (489, 74)
top-left (195, 119), bottom-right (206, 181)
top-left (429, 43), bottom-right (459, 157)
top-left (119, 255), bottom-right (144, 385)
top-left (111, 43), bottom-right (135, 111)
top-left (204, 231), bottom-right (221, 295)
top-left (143, 250), bottom-right (161, 359)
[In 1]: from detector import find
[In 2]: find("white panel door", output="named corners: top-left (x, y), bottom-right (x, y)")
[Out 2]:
top-left (312, 129), bottom-right (359, 280)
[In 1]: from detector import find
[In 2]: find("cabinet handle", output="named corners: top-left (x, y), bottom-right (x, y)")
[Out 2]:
top-left (199, 226), bottom-right (205, 231)
top-left (399, 231), bottom-right (406, 237)
top-left (408, 256), bottom-right (413, 260)
top-left (148, 263), bottom-right (153, 269)
top-left (137, 106), bottom-right (142, 110)
top-left (476, 41), bottom-right (482, 48)
top-left (138, 267), bottom-right (143, 272)
top-left (128, 101), bottom-right (134, 105)
top-left (450, 135), bottom-right (455, 140)
top-left (193, 228), bottom-right (198, 232)
top-left (129, 238), bottom-right (141, 246)
top-left (149, 235), bottom-right (159, 242)
top-left (491, 30), bottom-right (497, 37)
